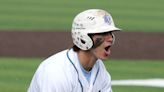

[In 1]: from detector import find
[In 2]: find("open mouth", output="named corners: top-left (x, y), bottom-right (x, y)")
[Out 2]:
top-left (105, 45), bottom-right (111, 51)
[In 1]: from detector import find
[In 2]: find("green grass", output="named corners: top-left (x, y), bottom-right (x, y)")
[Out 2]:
top-left (0, 57), bottom-right (42, 92)
top-left (0, 58), bottom-right (164, 92)
top-left (104, 59), bottom-right (164, 79)
top-left (0, 0), bottom-right (164, 31)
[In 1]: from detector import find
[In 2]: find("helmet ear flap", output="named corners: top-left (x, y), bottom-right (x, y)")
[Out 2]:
top-left (72, 32), bottom-right (93, 50)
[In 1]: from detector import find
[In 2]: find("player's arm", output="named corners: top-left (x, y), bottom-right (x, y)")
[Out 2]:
top-left (100, 71), bottom-right (113, 92)
top-left (98, 61), bottom-right (113, 92)
top-left (28, 64), bottom-right (72, 92)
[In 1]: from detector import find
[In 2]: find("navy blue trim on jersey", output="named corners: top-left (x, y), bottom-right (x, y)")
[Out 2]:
top-left (66, 50), bottom-right (83, 92)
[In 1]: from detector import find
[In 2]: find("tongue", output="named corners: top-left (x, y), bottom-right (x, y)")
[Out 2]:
top-left (104, 48), bottom-right (111, 57)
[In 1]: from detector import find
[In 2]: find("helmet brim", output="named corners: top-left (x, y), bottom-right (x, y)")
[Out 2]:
top-left (87, 25), bottom-right (121, 34)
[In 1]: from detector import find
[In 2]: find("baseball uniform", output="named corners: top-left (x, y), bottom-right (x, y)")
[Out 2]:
top-left (28, 48), bottom-right (112, 92)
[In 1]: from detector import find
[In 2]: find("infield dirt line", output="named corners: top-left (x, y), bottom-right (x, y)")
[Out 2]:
top-left (0, 31), bottom-right (164, 59)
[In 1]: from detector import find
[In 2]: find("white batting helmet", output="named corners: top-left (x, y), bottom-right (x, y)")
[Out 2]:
top-left (71, 9), bottom-right (121, 50)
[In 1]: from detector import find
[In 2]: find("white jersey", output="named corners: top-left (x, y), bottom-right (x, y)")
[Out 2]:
top-left (28, 49), bottom-right (112, 92)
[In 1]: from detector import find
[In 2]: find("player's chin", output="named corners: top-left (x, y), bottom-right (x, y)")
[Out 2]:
top-left (100, 52), bottom-right (111, 60)
top-left (99, 55), bottom-right (110, 60)
top-left (101, 57), bottom-right (110, 61)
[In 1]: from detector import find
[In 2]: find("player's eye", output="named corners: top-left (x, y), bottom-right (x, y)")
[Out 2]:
top-left (89, 32), bottom-right (112, 36)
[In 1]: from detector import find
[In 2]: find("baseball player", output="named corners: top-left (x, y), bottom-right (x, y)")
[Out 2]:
top-left (28, 9), bottom-right (121, 92)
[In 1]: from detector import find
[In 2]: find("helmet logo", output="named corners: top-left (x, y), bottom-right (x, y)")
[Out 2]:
top-left (103, 15), bottom-right (111, 25)
top-left (72, 22), bottom-right (85, 30)
top-left (87, 16), bottom-right (95, 20)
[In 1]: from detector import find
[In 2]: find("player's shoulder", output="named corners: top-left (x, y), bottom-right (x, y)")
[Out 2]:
top-left (97, 59), bottom-right (111, 78)
top-left (36, 49), bottom-right (77, 74)
top-left (35, 49), bottom-right (78, 85)
top-left (42, 49), bottom-right (68, 65)
top-left (97, 59), bottom-right (106, 69)
top-left (35, 49), bottom-right (75, 77)
top-left (35, 49), bottom-right (69, 74)
top-left (47, 49), bottom-right (68, 60)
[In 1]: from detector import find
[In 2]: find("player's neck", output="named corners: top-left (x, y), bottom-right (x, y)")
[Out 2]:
top-left (77, 50), bottom-right (97, 71)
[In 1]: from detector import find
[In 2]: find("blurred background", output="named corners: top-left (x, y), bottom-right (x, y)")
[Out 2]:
top-left (0, 0), bottom-right (164, 92)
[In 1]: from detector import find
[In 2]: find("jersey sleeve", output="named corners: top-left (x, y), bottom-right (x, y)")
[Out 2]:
top-left (28, 62), bottom-right (72, 92)
top-left (98, 61), bottom-right (113, 92)
top-left (101, 71), bottom-right (113, 92)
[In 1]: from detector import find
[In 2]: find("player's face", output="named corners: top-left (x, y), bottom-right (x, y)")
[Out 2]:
top-left (90, 32), bottom-right (114, 60)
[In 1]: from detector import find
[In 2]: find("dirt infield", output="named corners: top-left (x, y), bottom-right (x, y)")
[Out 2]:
top-left (0, 31), bottom-right (164, 60)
